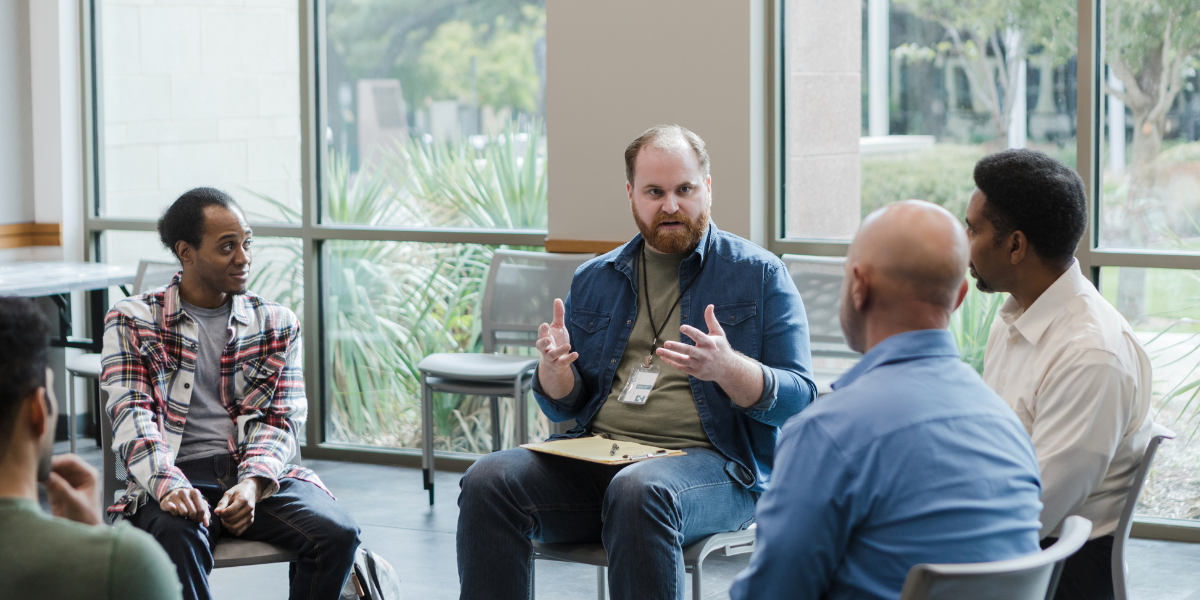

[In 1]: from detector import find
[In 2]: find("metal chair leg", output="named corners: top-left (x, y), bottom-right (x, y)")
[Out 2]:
top-left (597, 566), bottom-right (606, 600)
top-left (421, 373), bottom-right (435, 505)
top-left (514, 376), bottom-right (529, 447)
top-left (692, 562), bottom-right (702, 600)
top-left (68, 372), bottom-right (77, 454)
top-left (490, 396), bottom-right (502, 452)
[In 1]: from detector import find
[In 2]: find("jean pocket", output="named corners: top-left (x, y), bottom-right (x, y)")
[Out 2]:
top-left (724, 460), bottom-right (755, 488)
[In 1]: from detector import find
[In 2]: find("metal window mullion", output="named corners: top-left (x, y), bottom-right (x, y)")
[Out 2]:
top-left (1076, 0), bottom-right (1102, 284)
top-left (301, 0), bottom-right (323, 450)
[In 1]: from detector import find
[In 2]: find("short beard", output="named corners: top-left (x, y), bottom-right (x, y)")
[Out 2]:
top-left (633, 205), bottom-right (710, 254)
top-left (969, 265), bottom-right (996, 293)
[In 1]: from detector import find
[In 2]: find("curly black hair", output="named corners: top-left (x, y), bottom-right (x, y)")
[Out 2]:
top-left (157, 187), bottom-right (242, 260)
top-left (0, 297), bottom-right (50, 441)
top-left (973, 149), bottom-right (1087, 266)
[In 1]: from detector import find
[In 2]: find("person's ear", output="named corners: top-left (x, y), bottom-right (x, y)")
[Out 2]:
top-left (627, 181), bottom-right (635, 206)
top-left (952, 278), bottom-right (969, 312)
top-left (850, 264), bottom-right (870, 312)
top-left (27, 388), bottom-right (49, 438)
top-left (1008, 231), bottom-right (1028, 265)
top-left (176, 240), bottom-right (193, 266)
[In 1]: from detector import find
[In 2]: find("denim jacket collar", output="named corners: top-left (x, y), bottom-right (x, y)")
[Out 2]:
top-left (603, 221), bottom-right (719, 282)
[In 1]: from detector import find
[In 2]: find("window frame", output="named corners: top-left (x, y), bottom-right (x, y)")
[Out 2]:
top-left (79, 0), bottom-right (546, 471)
top-left (768, 0), bottom-right (1200, 539)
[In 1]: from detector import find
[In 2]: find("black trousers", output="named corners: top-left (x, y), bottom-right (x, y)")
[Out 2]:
top-left (1041, 534), bottom-right (1115, 600)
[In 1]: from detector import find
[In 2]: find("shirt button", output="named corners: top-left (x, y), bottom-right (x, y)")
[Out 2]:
top-left (682, 315), bottom-right (688, 320)
top-left (183, 383), bottom-right (190, 389)
top-left (626, 320), bottom-right (632, 324)
top-left (611, 359), bottom-right (616, 364)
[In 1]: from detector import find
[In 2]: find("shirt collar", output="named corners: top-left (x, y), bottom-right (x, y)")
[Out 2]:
top-left (1000, 259), bottom-right (1089, 347)
top-left (164, 273), bottom-right (251, 327)
top-left (831, 329), bottom-right (962, 391)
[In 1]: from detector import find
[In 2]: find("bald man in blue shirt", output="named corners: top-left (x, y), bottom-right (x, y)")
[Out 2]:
top-left (731, 200), bottom-right (1044, 600)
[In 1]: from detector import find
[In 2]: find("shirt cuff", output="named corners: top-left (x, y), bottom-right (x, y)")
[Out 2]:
top-left (739, 363), bottom-right (778, 413)
top-left (532, 364), bottom-right (582, 409)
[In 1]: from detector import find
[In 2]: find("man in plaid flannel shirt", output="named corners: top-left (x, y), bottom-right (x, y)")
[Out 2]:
top-left (102, 188), bottom-right (360, 600)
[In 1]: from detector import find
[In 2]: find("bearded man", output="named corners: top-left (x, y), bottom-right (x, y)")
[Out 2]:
top-left (455, 124), bottom-right (817, 600)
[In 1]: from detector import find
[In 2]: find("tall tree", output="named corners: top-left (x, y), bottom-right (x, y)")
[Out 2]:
top-left (1105, 0), bottom-right (1200, 197)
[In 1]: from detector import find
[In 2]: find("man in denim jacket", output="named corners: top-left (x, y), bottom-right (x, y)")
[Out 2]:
top-left (456, 125), bottom-right (816, 600)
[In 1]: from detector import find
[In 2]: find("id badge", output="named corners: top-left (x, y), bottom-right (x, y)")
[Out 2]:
top-left (617, 364), bottom-right (660, 405)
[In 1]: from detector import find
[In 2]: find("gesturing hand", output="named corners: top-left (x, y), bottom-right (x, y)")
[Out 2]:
top-left (162, 487), bottom-right (211, 527)
top-left (657, 304), bottom-right (739, 382)
top-left (44, 454), bottom-right (102, 526)
top-left (214, 478), bottom-right (266, 537)
top-left (536, 298), bottom-right (579, 400)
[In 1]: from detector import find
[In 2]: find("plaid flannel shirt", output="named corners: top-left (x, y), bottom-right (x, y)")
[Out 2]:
top-left (101, 273), bottom-right (327, 515)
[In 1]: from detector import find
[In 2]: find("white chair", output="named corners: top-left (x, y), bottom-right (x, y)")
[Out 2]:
top-left (1112, 425), bottom-right (1175, 600)
top-left (532, 525), bottom-right (756, 600)
top-left (65, 260), bottom-right (179, 453)
top-left (780, 255), bottom-right (860, 395)
top-left (899, 515), bottom-right (1093, 600)
top-left (99, 389), bottom-right (297, 569)
top-left (416, 250), bottom-right (595, 504)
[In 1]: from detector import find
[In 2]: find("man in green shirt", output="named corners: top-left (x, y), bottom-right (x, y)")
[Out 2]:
top-left (0, 297), bottom-right (181, 600)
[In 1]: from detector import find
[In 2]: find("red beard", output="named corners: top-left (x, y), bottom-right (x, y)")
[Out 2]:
top-left (633, 206), bottom-right (710, 254)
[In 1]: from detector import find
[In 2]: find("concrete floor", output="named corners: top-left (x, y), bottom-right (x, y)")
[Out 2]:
top-left (48, 438), bottom-right (1200, 599)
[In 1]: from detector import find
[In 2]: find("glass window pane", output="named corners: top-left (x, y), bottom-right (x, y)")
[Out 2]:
top-left (323, 241), bottom-right (548, 452)
top-left (1100, 267), bottom-right (1200, 521)
top-left (323, 0), bottom-right (547, 228)
top-left (1099, 6), bottom-right (1200, 251)
top-left (99, 1), bottom-right (301, 223)
top-left (783, 0), bottom-right (1077, 239)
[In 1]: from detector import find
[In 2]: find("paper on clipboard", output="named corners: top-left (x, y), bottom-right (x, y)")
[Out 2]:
top-left (521, 436), bottom-right (686, 465)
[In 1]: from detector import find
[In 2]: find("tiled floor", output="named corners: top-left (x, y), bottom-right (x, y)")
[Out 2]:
top-left (51, 439), bottom-right (1200, 599)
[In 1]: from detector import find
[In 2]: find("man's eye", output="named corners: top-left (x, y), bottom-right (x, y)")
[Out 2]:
top-left (680, 186), bottom-right (692, 193)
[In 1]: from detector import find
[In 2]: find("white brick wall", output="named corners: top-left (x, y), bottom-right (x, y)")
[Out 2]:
top-left (102, 0), bottom-right (300, 222)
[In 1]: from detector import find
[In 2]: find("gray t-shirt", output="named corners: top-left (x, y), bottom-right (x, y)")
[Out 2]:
top-left (177, 299), bottom-right (237, 462)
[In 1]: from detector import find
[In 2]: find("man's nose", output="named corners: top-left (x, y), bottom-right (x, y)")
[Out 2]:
top-left (662, 193), bottom-right (680, 214)
top-left (234, 246), bottom-right (250, 265)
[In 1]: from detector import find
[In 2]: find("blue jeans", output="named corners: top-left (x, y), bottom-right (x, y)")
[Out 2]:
top-left (126, 454), bottom-right (360, 600)
top-left (457, 447), bottom-right (758, 600)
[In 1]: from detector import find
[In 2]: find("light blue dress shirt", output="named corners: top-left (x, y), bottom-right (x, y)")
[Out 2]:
top-left (730, 329), bottom-right (1043, 600)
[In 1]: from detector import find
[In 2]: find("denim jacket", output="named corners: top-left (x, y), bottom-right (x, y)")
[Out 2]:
top-left (532, 222), bottom-right (817, 492)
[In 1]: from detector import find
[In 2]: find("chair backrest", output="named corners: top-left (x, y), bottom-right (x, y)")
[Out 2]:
top-left (133, 259), bottom-right (181, 295)
top-left (1112, 426), bottom-right (1175, 600)
top-left (780, 255), bottom-right (859, 359)
top-left (898, 516), bottom-right (1093, 600)
top-left (480, 250), bottom-right (595, 354)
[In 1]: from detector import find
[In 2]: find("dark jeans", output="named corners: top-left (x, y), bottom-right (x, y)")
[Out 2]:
top-left (457, 447), bottom-right (758, 600)
top-left (1042, 534), bottom-right (1115, 600)
top-left (126, 454), bottom-right (360, 600)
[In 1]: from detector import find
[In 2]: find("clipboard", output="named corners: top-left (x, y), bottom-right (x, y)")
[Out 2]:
top-left (521, 436), bottom-right (686, 465)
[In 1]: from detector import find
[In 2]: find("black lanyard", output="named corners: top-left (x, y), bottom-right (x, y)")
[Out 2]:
top-left (640, 244), bottom-right (705, 361)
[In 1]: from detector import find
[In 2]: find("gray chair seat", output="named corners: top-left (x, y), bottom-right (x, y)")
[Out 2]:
top-left (417, 353), bottom-right (539, 380)
top-left (533, 526), bottom-right (756, 600)
top-left (424, 376), bottom-right (527, 396)
top-left (212, 538), bottom-right (298, 569)
top-left (66, 353), bottom-right (103, 377)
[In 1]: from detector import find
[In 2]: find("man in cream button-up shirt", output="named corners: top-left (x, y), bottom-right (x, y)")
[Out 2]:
top-left (966, 149), bottom-right (1154, 600)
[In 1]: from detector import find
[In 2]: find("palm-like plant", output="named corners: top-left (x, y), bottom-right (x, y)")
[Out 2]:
top-left (249, 118), bottom-right (550, 453)
top-left (950, 284), bottom-right (1005, 374)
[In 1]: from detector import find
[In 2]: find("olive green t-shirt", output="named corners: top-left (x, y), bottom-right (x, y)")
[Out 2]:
top-left (590, 245), bottom-right (714, 450)
top-left (0, 497), bottom-right (182, 600)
